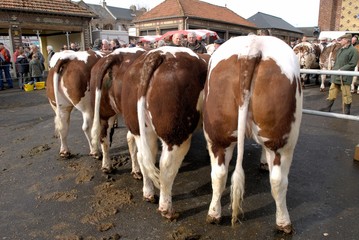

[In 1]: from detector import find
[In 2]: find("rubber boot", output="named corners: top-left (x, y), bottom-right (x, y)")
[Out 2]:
top-left (319, 100), bottom-right (334, 112)
top-left (344, 103), bottom-right (351, 115)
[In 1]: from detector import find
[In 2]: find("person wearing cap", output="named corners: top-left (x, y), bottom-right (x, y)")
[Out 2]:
top-left (185, 32), bottom-right (207, 54)
top-left (320, 33), bottom-right (359, 115)
top-left (213, 38), bottom-right (225, 52)
top-left (319, 37), bottom-right (328, 51)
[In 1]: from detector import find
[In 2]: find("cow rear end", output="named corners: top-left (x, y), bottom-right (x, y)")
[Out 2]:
top-left (203, 36), bottom-right (302, 233)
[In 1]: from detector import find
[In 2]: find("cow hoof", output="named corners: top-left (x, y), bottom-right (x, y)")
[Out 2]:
top-left (158, 208), bottom-right (179, 221)
top-left (101, 166), bottom-right (113, 174)
top-left (90, 152), bottom-right (101, 159)
top-left (60, 152), bottom-right (71, 158)
top-left (276, 224), bottom-right (293, 234)
top-left (131, 171), bottom-right (143, 180)
top-left (206, 215), bottom-right (221, 224)
top-left (143, 195), bottom-right (158, 204)
top-left (260, 163), bottom-right (269, 171)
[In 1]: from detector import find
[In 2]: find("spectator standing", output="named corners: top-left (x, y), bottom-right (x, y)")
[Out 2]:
top-left (47, 45), bottom-right (55, 67)
top-left (320, 33), bottom-right (359, 115)
top-left (15, 48), bottom-right (29, 89)
top-left (29, 53), bottom-right (44, 88)
top-left (213, 38), bottom-right (225, 52)
top-left (92, 38), bottom-right (102, 51)
top-left (352, 35), bottom-right (358, 46)
top-left (319, 37), bottom-right (328, 52)
top-left (70, 42), bottom-right (78, 51)
top-left (168, 33), bottom-right (183, 47)
top-left (185, 32), bottom-right (207, 53)
top-left (13, 46), bottom-right (22, 83)
top-left (29, 44), bottom-right (44, 69)
top-left (0, 42), bottom-right (14, 90)
top-left (110, 39), bottom-right (121, 50)
top-left (101, 39), bottom-right (111, 53)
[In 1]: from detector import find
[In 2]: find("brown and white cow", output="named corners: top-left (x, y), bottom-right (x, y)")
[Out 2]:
top-left (350, 44), bottom-right (359, 93)
top-left (203, 36), bottom-right (302, 233)
top-left (120, 47), bottom-right (209, 220)
top-left (46, 50), bottom-right (104, 158)
top-left (293, 42), bottom-right (320, 86)
top-left (90, 47), bottom-right (146, 175)
top-left (318, 42), bottom-right (342, 91)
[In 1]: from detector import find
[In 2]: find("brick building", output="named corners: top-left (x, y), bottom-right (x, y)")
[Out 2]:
top-left (318, 0), bottom-right (359, 31)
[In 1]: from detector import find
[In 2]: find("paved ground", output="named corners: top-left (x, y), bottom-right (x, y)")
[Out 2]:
top-left (1, 82), bottom-right (359, 240)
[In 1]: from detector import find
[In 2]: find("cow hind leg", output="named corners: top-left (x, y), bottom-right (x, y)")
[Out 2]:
top-left (54, 105), bottom-right (73, 158)
top-left (206, 142), bottom-right (235, 224)
top-left (157, 137), bottom-right (192, 220)
top-left (320, 74), bottom-right (326, 91)
top-left (269, 149), bottom-right (293, 234)
top-left (81, 111), bottom-right (99, 158)
top-left (127, 131), bottom-right (142, 180)
top-left (135, 132), bottom-right (158, 203)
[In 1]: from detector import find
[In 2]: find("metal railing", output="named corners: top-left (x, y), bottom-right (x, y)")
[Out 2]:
top-left (300, 68), bottom-right (359, 121)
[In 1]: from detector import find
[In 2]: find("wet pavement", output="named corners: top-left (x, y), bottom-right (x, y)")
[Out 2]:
top-left (1, 82), bottom-right (359, 240)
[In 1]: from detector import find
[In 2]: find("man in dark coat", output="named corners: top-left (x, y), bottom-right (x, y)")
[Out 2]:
top-left (320, 33), bottom-right (359, 114)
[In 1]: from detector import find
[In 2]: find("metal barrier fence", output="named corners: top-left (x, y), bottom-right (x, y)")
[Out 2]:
top-left (300, 69), bottom-right (359, 121)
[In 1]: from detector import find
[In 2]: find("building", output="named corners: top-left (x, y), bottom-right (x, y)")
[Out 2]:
top-left (318, 0), bottom-right (359, 31)
top-left (0, 0), bottom-right (96, 56)
top-left (133, 0), bottom-right (257, 41)
top-left (247, 12), bottom-right (303, 43)
top-left (78, 0), bottom-right (146, 45)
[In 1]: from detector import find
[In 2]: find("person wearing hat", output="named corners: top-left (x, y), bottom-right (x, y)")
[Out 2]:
top-left (320, 33), bottom-right (359, 115)
top-left (213, 38), bottom-right (225, 52)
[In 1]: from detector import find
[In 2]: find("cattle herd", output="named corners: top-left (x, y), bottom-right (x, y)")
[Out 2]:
top-left (292, 40), bottom-right (359, 92)
top-left (46, 35), bottom-right (302, 234)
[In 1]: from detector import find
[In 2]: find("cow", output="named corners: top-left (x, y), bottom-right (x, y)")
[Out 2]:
top-left (90, 47), bottom-right (146, 176)
top-left (120, 47), bottom-right (209, 220)
top-left (46, 50), bottom-right (105, 158)
top-left (350, 44), bottom-right (359, 93)
top-left (293, 42), bottom-right (320, 86)
top-left (202, 36), bottom-right (302, 233)
top-left (318, 42), bottom-right (342, 91)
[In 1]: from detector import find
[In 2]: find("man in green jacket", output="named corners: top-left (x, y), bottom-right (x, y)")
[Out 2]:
top-left (320, 33), bottom-right (359, 115)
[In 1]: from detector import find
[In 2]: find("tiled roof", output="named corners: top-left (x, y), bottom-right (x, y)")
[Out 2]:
top-left (247, 12), bottom-right (302, 34)
top-left (106, 6), bottom-right (134, 21)
top-left (135, 0), bottom-right (256, 28)
top-left (0, 0), bottom-right (96, 18)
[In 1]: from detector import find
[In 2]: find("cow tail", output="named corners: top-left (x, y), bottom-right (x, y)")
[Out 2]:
top-left (91, 54), bottom-right (123, 148)
top-left (137, 51), bottom-right (163, 189)
top-left (231, 54), bottom-right (261, 226)
top-left (52, 59), bottom-right (69, 135)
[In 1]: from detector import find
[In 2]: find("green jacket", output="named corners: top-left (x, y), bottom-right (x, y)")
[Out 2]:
top-left (331, 44), bottom-right (359, 85)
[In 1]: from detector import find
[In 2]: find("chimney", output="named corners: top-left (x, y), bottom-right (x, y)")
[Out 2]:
top-left (101, 0), bottom-right (106, 7)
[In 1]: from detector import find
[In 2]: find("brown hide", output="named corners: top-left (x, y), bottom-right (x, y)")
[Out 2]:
top-left (203, 57), bottom-right (300, 164)
top-left (122, 49), bottom-right (208, 149)
top-left (46, 50), bottom-right (102, 106)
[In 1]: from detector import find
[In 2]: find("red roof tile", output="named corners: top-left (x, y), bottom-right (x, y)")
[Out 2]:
top-left (136, 0), bottom-right (256, 27)
top-left (0, 0), bottom-right (96, 18)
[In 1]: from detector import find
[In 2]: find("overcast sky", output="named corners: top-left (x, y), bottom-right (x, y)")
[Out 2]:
top-left (82, 0), bottom-right (320, 27)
